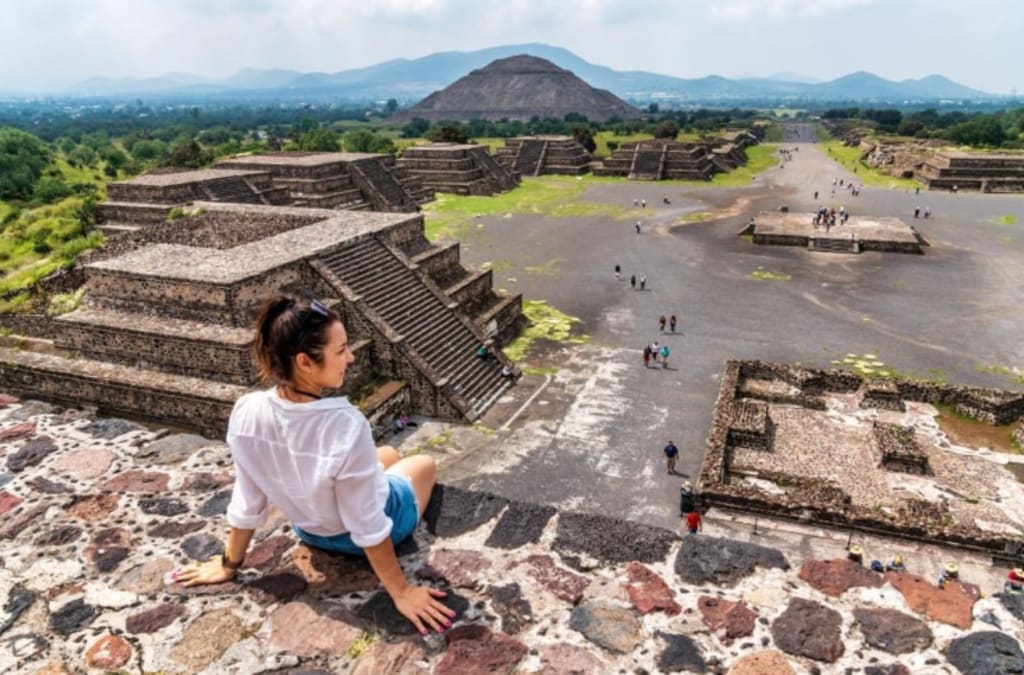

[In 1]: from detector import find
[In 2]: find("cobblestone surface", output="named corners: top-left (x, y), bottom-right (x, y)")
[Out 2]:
top-left (0, 398), bottom-right (1021, 673)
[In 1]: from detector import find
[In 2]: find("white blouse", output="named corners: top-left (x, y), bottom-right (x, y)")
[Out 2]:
top-left (225, 387), bottom-right (392, 548)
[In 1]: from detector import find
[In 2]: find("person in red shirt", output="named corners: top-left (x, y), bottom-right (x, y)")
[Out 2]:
top-left (686, 511), bottom-right (702, 535)
top-left (1006, 568), bottom-right (1024, 594)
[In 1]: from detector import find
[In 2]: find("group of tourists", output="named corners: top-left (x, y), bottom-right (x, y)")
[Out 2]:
top-left (812, 205), bottom-right (849, 232)
top-left (643, 341), bottom-right (670, 368)
top-left (913, 206), bottom-right (932, 219)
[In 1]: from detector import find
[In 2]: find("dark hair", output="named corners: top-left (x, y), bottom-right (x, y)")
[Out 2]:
top-left (253, 293), bottom-right (341, 383)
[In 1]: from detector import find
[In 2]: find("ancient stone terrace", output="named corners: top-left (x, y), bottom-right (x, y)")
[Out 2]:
top-left (397, 143), bottom-right (520, 196)
top-left (917, 149), bottom-right (1024, 193)
top-left (744, 212), bottom-right (926, 254)
top-left (494, 135), bottom-right (592, 176)
top-left (0, 204), bottom-right (523, 435)
top-left (216, 151), bottom-right (433, 212)
top-left (1, 400), bottom-right (1021, 673)
top-left (699, 360), bottom-right (1024, 561)
top-left (593, 140), bottom-right (720, 181)
top-left (100, 169), bottom-right (291, 234)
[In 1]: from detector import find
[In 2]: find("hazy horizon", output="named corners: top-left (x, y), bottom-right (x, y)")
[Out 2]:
top-left (2, 0), bottom-right (1019, 95)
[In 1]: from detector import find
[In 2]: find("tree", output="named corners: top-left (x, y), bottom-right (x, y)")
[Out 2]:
top-left (342, 129), bottom-right (376, 153)
top-left (564, 112), bottom-right (589, 123)
top-left (385, 99), bottom-right (399, 115)
top-left (0, 127), bottom-right (49, 200)
top-left (401, 118), bottom-right (431, 138)
top-left (571, 125), bottom-right (596, 153)
top-left (647, 103), bottom-right (660, 114)
top-left (67, 144), bottom-right (98, 167)
top-left (32, 177), bottom-right (73, 203)
top-left (425, 123), bottom-right (469, 144)
top-left (655, 120), bottom-right (680, 139)
top-left (297, 127), bottom-right (341, 152)
top-left (167, 139), bottom-right (212, 168)
top-left (130, 139), bottom-right (170, 162)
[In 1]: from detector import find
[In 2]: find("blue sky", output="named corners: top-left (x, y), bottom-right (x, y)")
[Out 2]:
top-left (2, 0), bottom-right (1019, 94)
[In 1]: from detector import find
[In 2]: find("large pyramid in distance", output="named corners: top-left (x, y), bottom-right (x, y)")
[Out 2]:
top-left (395, 55), bottom-right (642, 123)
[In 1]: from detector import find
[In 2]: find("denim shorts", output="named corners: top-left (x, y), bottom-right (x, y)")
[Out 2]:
top-left (293, 472), bottom-right (420, 556)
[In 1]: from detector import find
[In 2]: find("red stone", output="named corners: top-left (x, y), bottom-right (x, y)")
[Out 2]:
top-left (885, 571), bottom-right (980, 629)
top-left (799, 559), bottom-right (884, 597)
top-left (242, 535), bottom-right (294, 570)
top-left (0, 421), bottom-right (35, 441)
top-left (99, 470), bottom-right (170, 493)
top-left (291, 543), bottom-right (378, 594)
top-left (0, 393), bottom-right (20, 407)
top-left (698, 596), bottom-right (757, 642)
top-left (66, 494), bottom-right (120, 521)
top-left (183, 471), bottom-right (233, 491)
top-left (727, 650), bottom-right (796, 675)
top-left (0, 504), bottom-right (47, 539)
top-left (429, 548), bottom-right (492, 588)
top-left (622, 562), bottom-right (681, 615)
top-left (535, 643), bottom-right (609, 674)
top-left (0, 490), bottom-right (23, 515)
top-left (351, 640), bottom-right (425, 675)
top-left (436, 626), bottom-right (528, 675)
top-left (267, 601), bottom-right (363, 656)
top-left (50, 447), bottom-right (115, 482)
top-left (512, 555), bottom-right (590, 605)
top-left (126, 604), bottom-right (187, 634)
top-left (84, 635), bottom-right (132, 670)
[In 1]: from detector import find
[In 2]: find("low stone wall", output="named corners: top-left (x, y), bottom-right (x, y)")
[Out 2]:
top-left (698, 359), bottom-right (1024, 556)
top-left (0, 313), bottom-right (57, 339)
top-left (358, 380), bottom-right (412, 441)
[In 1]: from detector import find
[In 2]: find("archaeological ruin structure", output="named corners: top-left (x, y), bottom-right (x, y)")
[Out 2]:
top-left (396, 143), bottom-right (521, 196)
top-left (698, 360), bottom-right (1024, 561)
top-left (593, 133), bottom-right (758, 181)
top-left (917, 149), bottom-right (1024, 193)
top-left (494, 136), bottom-right (593, 176)
top-left (0, 202), bottom-right (524, 437)
top-left (742, 212), bottom-right (927, 254)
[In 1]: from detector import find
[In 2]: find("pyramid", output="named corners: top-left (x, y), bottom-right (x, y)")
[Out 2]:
top-left (394, 54), bottom-right (642, 123)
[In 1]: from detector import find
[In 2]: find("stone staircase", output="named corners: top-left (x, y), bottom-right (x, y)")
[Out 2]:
top-left (315, 237), bottom-right (512, 417)
top-left (809, 237), bottom-right (859, 253)
top-left (349, 158), bottom-right (419, 212)
top-left (514, 140), bottom-right (546, 176)
top-left (199, 177), bottom-right (266, 204)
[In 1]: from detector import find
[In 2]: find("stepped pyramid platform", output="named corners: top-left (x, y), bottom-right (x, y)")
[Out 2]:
top-left (100, 169), bottom-right (291, 232)
top-left (593, 139), bottom-right (720, 181)
top-left (494, 135), bottom-right (592, 176)
top-left (397, 143), bottom-right (520, 196)
top-left (917, 149), bottom-right (1024, 193)
top-left (744, 211), bottom-right (925, 254)
top-left (217, 151), bottom-right (433, 211)
top-left (0, 204), bottom-right (523, 436)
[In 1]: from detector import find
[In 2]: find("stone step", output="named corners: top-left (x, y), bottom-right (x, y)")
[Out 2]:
top-left (0, 345), bottom-right (246, 437)
top-left (98, 222), bottom-right (144, 236)
top-left (54, 307), bottom-right (256, 385)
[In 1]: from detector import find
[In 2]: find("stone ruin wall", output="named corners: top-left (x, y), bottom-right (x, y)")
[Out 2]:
top-left (698, 360), bottom-right (1024, 558)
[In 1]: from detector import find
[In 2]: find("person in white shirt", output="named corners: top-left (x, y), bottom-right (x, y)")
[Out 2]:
top-left (173, 294), bottom-right (453, 635)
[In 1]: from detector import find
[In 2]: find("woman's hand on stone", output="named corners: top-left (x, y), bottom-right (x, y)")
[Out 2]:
top-left (173, 557), bottom-right (237, 587)
top-left (393, 585), bottom-right (453, 635)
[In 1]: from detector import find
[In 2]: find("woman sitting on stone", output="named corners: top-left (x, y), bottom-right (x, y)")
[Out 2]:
top-left (174, 294), bottom-right (453, 635)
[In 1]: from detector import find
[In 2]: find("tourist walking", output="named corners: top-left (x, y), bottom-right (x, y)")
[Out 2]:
top-left (914, 207), bottom-right (920, 219)
top-left (643, 344), bottom-right (651, 368)
top-left (639, 274), bottom-right (647, 290)
top-left (664, 440), bottom-right (679, 475)
top-left (614, 264), bottom-right (621, 280)
top-left (633, 198), bottom-right (639, 207)
top-left (659, 315), bottom-right (667, 332)
top-left (660, 344), bottom-right (670, 369)
top-left (669, 315), bottom-right (677, 333)
top-left (173, 294), bottom-right (453, 635)
top-left (630, 274), bottom-right (636, 289)
top-left (641, 199), bottom-right (646, 209)
top-left (635, 222), bottom-right (641, 234)
top-left (650, 341), bottom-right (660, 365)
top-left (685, 510), bottom-right (703, 534)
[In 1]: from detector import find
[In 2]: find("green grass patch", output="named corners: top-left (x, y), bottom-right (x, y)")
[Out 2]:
top-left (677, 211), bottom-right (711, 224)
top-left (817, 140), bottom-right (920, 189)
top-left (747, 267), bottom-right (791, 281)
top-left (974, 363), bottom-right (1024, 386)
top-left (593, 131), bottom-right (654, 158)
top-left (707, 144), bottom-right (781, 187)
top-left (523, 257), bottom-right (563, 277)
top-left (934, 402), bottom-right (1019, 454)
top-left (423, 176), bottom-right (644, 242)
top-left (992, 214), bottom-right (1018, 225)
top-left (503, 299), bottom-right (590, 363)
top-left (47, 287), bottom-right (86, 316)
top-left (345, 632), bottom-right (376, 660)
top-left (521, 364), bottom-right (560, 376)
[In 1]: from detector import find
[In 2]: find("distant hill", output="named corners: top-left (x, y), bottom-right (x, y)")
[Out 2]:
top-left (64, 43), bottom-right (996, 103)
top-left (392, 55), bottom-right (642, 123)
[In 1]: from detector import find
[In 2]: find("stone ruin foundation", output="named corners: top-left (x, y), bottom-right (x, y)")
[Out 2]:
top-left (396, 143), bottom-right (520, 196)
top-left (917, 149), bottom-right (1024, 193)
top-left (494, 135), bottom-right (592, 176)
top-left (593, 131), bottom-right (758, 181)
top-left (742, 211), bottom-right (927, 254)
top-left (699, 360), bottom-right (1024, 562)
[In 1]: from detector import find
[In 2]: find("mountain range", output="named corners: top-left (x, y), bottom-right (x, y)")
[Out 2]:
top-left (67, 43), bottom-right (993, 103)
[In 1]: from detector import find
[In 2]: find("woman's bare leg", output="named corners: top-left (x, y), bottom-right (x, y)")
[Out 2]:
top-left (377, 445), bottom-right (400, 469)
top-left (386, 455), bottom-right (437, 516)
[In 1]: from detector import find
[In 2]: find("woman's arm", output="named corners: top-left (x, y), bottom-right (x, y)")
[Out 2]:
top-left (175, 526), bottom-right (254, 586)
top-left (363, 537), bottom-right (453, 635)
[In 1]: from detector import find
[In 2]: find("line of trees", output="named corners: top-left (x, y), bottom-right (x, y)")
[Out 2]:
top-left (822, 107), bottom-right (1024, 148)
